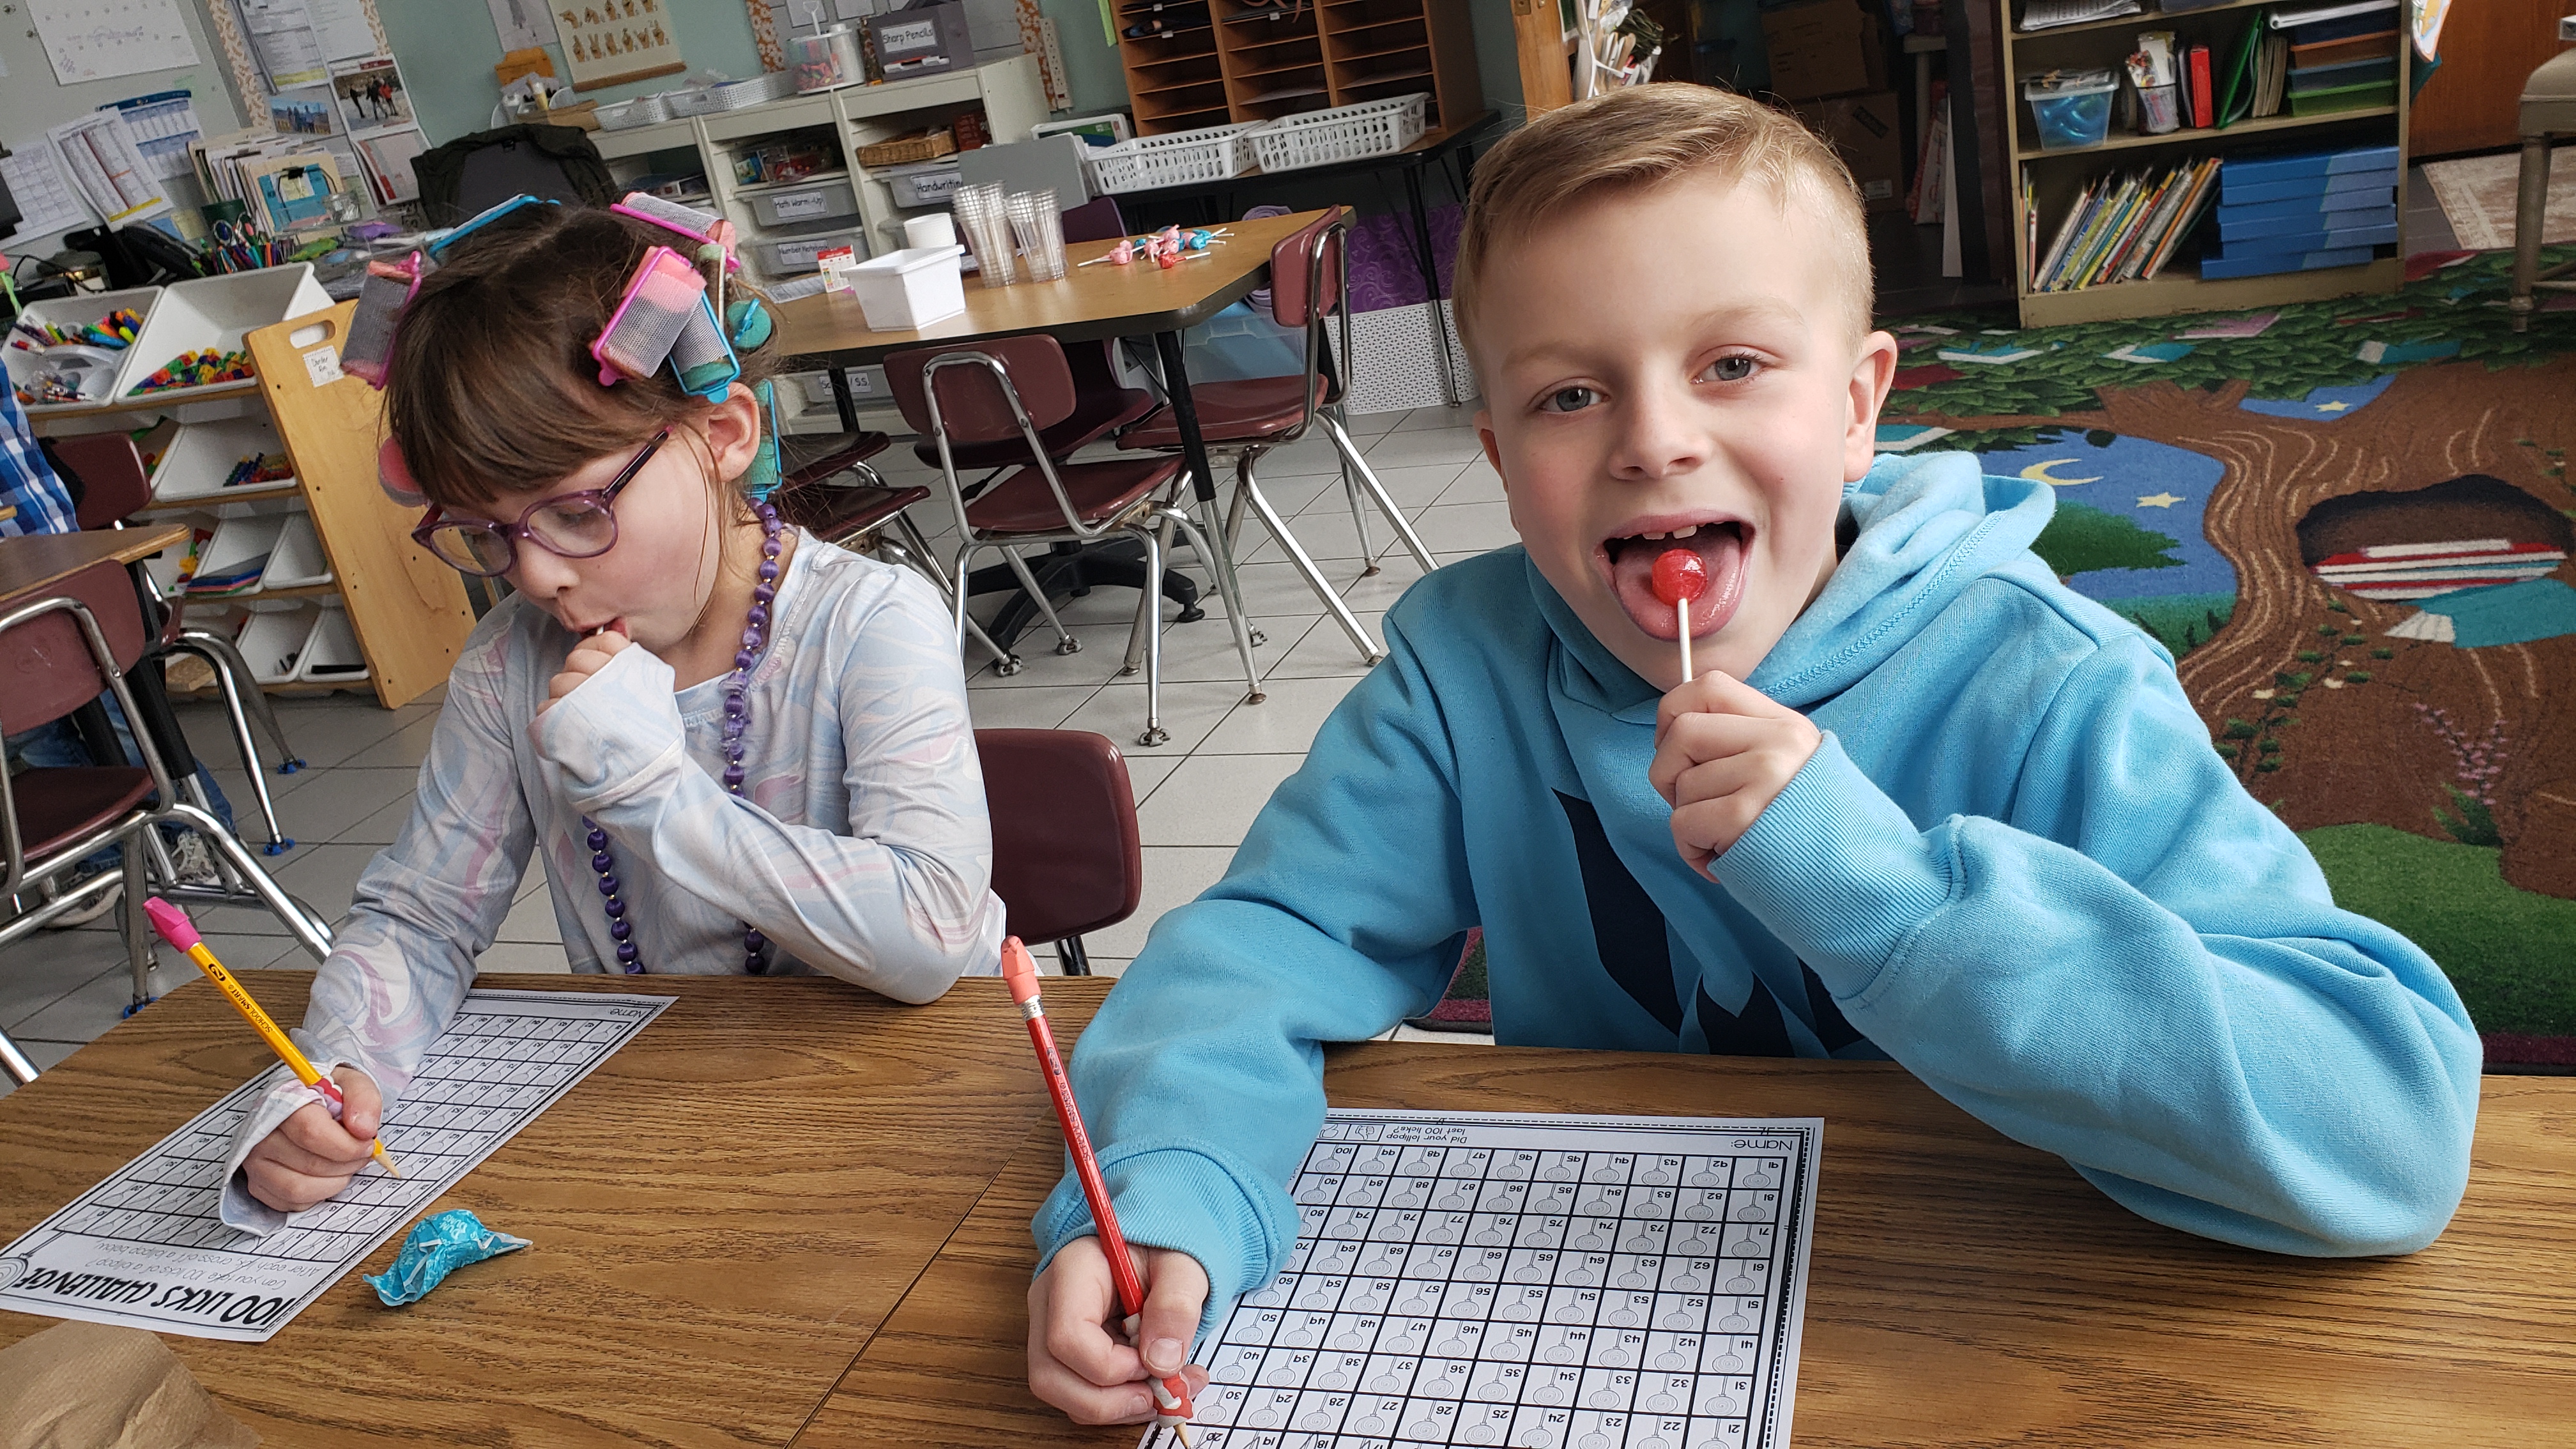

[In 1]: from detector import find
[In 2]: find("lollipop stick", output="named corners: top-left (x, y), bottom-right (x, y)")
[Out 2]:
top-left (1677, 597), bottom-right (1692, 682)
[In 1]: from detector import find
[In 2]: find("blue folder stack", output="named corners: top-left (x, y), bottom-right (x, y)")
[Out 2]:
top-left (2202, 142), bottom-right (2398, 281)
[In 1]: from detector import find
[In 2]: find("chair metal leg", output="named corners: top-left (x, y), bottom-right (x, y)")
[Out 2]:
top-left (887, 530), bottom-right (1020, 676)
top-left (1057, 936), bottom-right (1090, 976)
top-left (946, 540), bottom-right (1041, 672)
top-left (1131, 523), bottom-right (1170, 746)
top-left (2512, 136), bottom-right (2551, 333)
top-left (1322, 412), bottom-right (1436, 572)
top-left (166, 637), bottom-right (294, 852)
top-left (161, 802), bottom-right (334, 963)
top-left (0, 1029), bottom-right (35, 1084)
top-left (119, 838), bottom-right (157, 1009)
top-left (1121, 512), bottom-right (1176, 678)
top-left (1240, 456), bottom-right (1387, 664)
top-left (996, 544), bottom-right (1082, 656)
top-left (176, 629), bottom-right (300, 770)
top-left (1163, 503), bottom-right (1264, 704)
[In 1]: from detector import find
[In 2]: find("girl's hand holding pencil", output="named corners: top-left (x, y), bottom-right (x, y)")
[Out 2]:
top-left (241, 1066), bottom-right (387, 1213)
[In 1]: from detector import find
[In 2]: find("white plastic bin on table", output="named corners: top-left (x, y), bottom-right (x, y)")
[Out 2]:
top-left (148, 415), bottom-right (295, 503)
top-left (234, 602), bottom-right (321, 684)
top-left (3, 286), bottom-right (162, 413)
top-left (847, 246), bottom-right (967, 332)
top-left (118, 264), bottom-right (332, 404)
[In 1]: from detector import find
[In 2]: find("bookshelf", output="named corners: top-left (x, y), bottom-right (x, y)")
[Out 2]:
top-left (2002, 0), bottom-right (2412, 326)
top-left (1116, 0), bottom-right (1480, 137)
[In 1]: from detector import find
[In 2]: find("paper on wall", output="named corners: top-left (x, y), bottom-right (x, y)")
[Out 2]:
top-left (28, 0), bottom-right (200, 85)
top-left (486, 0), bottom-right (550, 52)
top-left (0, 143), bottom-right (96, 244)
top-left (238, 0), bottom-right (330, 88)
top-left (107, 93), bottom-right (204, 186)
top-left (48, 113), bottom-right (172, 227)
top-left (307, 0), bottom-right (379, 61)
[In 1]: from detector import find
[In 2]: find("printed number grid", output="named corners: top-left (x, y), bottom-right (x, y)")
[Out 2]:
top-left (52, 1009), bottom-right (641, 1265)
top-left (1193, 1130), bottom-right (1795, 1449)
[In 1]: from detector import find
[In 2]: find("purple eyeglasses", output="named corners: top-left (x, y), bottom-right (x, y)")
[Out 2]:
top-left (411, 427), bottom-right (671, 578)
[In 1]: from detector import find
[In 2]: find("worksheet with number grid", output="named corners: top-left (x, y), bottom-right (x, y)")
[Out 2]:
top-left (0, 990), bottom-right (673, 1341)
top-left (1149, 1108), bottom-right (1823, 1449)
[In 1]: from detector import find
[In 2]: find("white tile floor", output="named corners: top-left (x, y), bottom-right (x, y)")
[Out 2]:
top-left (0, 403), bottom-right (1499, 1094)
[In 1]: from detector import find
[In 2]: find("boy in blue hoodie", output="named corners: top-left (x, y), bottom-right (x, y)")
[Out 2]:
top-left (1025, 86), bottom-right (2482, 1427)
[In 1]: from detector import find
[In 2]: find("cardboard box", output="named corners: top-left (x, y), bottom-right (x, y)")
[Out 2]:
top-left (1763, 0), bottom-right (1889, 102)
top-left (1797, 89), bottom-right (1907, 212)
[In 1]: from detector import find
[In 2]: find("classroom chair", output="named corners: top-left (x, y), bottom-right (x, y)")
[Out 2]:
top-left (1121, 210), bottom-right (1433, 665)
top-left (2511, 47), bottom-right (2576, 331)
top-left (974, 728), bottom-right (1141, 976)
top-left (49, 431), bottom-right (302, 855)
top-left (887, 335), bottom-right (1259, 746)
top-left (0, 563), bottom-right (334, 1083)
top-left (768, 435), bottom-right (1022, 675)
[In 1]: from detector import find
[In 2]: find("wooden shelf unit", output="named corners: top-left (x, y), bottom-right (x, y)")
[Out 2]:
top-left (1117, 0), bottom-right (1478, 136)
top-left (2003, 0), bottom-right (2412, 326)
top-left (31, 303), bottom-right (477, 709)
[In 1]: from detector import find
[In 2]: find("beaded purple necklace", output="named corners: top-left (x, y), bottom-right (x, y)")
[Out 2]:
top-left (590, 498), bottom-right (787, 976)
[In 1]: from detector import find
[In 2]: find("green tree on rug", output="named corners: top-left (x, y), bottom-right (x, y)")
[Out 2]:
top-left (2030, 502), bottom-right (2183, 582)
top-left (1876, 249), bottom-right (2576, 1049)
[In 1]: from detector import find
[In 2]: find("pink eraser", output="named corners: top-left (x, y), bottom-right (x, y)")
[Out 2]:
top-left (144, 896), bottom-right (201, 953)
top-left (999, 937), bottom-right (1040, 1005)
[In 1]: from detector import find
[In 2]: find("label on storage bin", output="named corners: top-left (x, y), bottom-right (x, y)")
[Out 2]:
top-left (772, 190), bottom-right (832, 220)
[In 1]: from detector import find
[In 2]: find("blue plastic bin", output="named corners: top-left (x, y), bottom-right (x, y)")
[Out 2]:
top-left (2023, 69), bottom-right (2119, 152)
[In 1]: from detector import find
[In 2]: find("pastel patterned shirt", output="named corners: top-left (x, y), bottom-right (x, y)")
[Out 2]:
top-left (220, 534), bottom-right (1006, 1229)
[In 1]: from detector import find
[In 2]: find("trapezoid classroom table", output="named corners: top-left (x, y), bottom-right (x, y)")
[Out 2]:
top-left (4, 972), bottom-right (2564, 1445)
top-left (1088, 111), bottom-right (1503, 410)
top-left (775, 208), bottom-right (1340, 666)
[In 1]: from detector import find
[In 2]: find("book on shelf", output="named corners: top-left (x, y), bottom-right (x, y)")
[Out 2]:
top-left (2029, 155), bottom-right (2220, 291)
top-left (2220, 201), bottom-right (2396, 240)
top-left (2215, 190), bottom-right (2396, 224)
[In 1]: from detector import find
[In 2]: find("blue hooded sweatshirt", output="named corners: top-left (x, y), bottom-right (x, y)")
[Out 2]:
top-left (1034, 451), bottom-right (2481, 1331)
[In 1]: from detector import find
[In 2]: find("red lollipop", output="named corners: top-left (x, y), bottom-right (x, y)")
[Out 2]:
top-left (1650, 548), bottom-right (1708, 606)
top-left (1652, 546), bottom-right (1707, 682)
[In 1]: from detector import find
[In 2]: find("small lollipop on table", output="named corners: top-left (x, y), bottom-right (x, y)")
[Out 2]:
top-left (1652, 548), bottom-right (1708, 683)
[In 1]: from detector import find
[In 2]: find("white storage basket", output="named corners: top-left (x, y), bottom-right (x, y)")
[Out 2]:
top-left (707, 72), bottom-right (798, 110)
top-left (595, 94), bottom-right (672, 130)
top-left (1085, 122), bottom-right (1264, 195)
top-left (1246, 93), bottom-right (1430, 174)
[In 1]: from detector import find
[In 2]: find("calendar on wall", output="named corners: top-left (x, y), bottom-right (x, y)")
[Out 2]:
top-left (1156, 1108), bottom-right (1825, 1449)
top-left (549, 0), bottom-right (684, 91)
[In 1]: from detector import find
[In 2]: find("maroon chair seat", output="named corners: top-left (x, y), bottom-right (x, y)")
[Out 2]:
top-left (1118, 375), bottom-right (1327, 450)
top-left (772, 482), bottom-right (931, 540)
top-left (9, 768), bottom-right (157, 860)
top-left (779, 432), bottom-right (891, 491)
top-left (977, 728), bottom-right (1142, 973)
top-left (906, 362), bottom-right (1158, 471)
top-left (963, 456), bottom-right (1181, 535)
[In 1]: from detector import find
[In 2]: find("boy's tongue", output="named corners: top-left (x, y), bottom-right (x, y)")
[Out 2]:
top-left (1611, 526), bottom-right (1746, 641)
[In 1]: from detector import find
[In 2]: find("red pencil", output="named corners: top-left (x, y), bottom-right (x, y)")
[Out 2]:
top-left (1001, 937), bottom-right (1197, 1446)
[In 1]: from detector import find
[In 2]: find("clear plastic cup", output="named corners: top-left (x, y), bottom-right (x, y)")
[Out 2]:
top-left (1008, 188), bottom-right (1065, 281)
top-left (956, 183), bottom-right (1016, 287)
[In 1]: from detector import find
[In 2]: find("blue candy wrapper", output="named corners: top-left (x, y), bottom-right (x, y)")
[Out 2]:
top-left (363, 1209), bottom-right (531, 1307)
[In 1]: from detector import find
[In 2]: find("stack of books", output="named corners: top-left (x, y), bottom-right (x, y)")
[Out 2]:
top-left (2029, 156), bottom-right (2222, 291)
top-left (2202, 142), bottom-right (2399, 280)
top-left (2270, 0), bottom-right (2402, 116)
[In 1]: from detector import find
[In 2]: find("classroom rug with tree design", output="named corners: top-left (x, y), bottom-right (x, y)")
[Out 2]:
top-left (1420, 246), bottom-right (2576, 1072)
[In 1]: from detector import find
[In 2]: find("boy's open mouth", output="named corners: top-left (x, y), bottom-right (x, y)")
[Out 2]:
top-left (1602, 519), bottom-right (1750, 641)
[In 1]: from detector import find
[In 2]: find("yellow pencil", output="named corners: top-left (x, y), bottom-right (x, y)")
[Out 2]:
top-left (143, 896), bottom-right (400, 1179)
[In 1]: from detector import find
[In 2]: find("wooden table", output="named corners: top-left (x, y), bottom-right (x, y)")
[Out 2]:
top-left (807, 1046), bottom-right (2576, 1449)
top-left (0, 523), bottom-right (190, 604)
top-left (10, 981), bottom-right (2565, 1446)
top-left (0, 972), bottom-right (1109, 1445)
top-left (779, 208), bottom-right (1338, 671)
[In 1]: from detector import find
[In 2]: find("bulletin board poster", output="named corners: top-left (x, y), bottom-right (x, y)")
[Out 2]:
top-left (28, 0), bottom-right (201, 84)
top-left (549, 0), bottom-right (686, 91)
